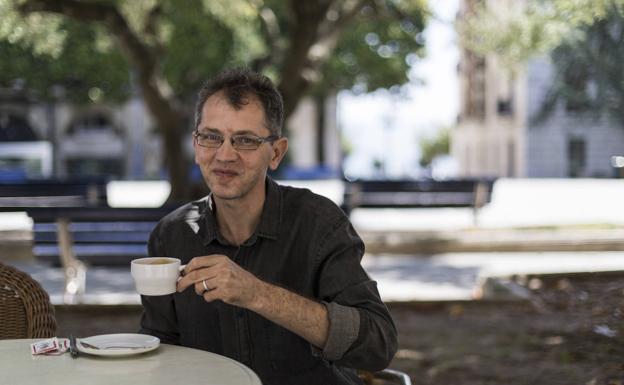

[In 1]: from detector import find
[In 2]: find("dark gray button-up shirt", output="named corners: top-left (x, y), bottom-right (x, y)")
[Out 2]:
top-left (139, 177), bottom-right (397, 385)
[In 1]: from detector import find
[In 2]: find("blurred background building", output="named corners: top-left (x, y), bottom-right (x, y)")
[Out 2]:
top-left (453, 0), bottom-right (624, 179)
top-left (0, 88), bottom-right (340, 182)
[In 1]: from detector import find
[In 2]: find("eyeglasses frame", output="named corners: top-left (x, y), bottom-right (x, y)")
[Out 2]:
top-left (193, 130), bottom-right (280, 151)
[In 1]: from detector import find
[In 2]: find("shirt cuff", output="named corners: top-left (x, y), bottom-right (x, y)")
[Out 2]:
top-left (317, 301), bottom-right (360, 361)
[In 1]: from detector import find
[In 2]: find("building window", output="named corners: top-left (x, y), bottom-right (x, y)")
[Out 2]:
top-left (563, 65), bottom-right (590, 112)
top-left (496, 70), bottom-right (514, 117)
top-left (567, 137), bottom-right (586, 177)
top-left (0, 112), bottom-right (37, 141)
top-left (497, 99), bottom-right (513, 116)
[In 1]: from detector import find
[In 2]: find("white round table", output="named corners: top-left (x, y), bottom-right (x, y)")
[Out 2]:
top-left (0, 339), bottom-right (262, 385)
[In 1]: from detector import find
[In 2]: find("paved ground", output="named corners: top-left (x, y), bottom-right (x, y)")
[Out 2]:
top-left (3, 178), bottom-right (624, 304)
top-left (362, 251), bottom-right (624, 301)
top-left (6, 250), bottom-right (624, 305)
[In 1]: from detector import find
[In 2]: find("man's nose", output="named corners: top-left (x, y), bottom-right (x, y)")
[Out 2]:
top-left (215, 138), bottom-right (238, 160)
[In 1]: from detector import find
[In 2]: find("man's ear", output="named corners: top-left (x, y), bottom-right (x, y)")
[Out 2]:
top-left (269, 137), bottom-right (288, 171)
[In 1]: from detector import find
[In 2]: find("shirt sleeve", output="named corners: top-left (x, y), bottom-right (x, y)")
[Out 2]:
top-left (314, 217), bottom-right (398, 371)
top-left (138, 223), bottom-right (180, 345)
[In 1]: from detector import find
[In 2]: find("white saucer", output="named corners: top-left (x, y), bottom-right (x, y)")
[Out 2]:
top-left (77, 333), bottom-right (160, 357)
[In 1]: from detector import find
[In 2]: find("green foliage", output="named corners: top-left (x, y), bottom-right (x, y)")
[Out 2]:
top-left (158, 0), bottom-right (237, 99)
top-left (0, 0), bottom-right (429, 103)
top-left (0, 0), bottom-right (66, 57)
top-left (201, 0), bottom-right (267, 64)
top-left (419, 127), bottom-right (450, 167)
top-left (458, 0), bottom-right (624, 66)
top-left (318, 1), bottom-right (428, 94)
top-left (460, 0), bottom-right (624, 127)
top-left (0, 0), bottom-right (241, 103)
top-left (539, 9), bottom-right (624, 120)
top-left (0, 19), bottom-right (129, 102)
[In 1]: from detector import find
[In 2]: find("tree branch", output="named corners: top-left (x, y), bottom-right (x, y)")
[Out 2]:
top-left (19, 0), bottom-right (156, 77)
top-left (278, 0), bottom-right (333, 117)
top-left (318, 0), bottom-right (368, 41)
top-left (252, 6), bottom-right (281, 72)
top-left (259, 7), bottom-right (280, 52)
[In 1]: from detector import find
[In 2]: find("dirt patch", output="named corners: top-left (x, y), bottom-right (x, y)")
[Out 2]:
top-left (388, 272), bottom-right (624, 385)
top-left (54, 272), bottom-right (624, 385)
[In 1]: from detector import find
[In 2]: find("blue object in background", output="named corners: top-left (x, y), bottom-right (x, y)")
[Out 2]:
top-left (281, 165), bottom-right (340, 180)
top-left (0, 167), bottom-right (28, 182)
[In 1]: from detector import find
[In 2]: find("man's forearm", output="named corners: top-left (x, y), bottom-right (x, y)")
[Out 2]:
top-left (247, 279), bottom-right (329, 349)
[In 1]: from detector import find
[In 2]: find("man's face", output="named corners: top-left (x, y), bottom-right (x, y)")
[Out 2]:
top-left (194, 92), bottom-right (287, 203)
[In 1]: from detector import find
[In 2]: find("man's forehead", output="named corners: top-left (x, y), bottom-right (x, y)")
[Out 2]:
top-left (199, 92), bottom-right (270, 134)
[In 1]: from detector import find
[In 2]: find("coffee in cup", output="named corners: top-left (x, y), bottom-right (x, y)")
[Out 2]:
top-left (131, 257), bottom-right (181, 296)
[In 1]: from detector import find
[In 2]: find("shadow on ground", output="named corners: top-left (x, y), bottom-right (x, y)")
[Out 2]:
top-left (55, 271), bottom-right (624, 385)
top-left (389, 271), bottom-right (624, 385)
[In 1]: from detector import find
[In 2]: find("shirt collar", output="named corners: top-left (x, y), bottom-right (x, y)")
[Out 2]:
top-left (201, 176), bottom-right (282, 245)
top-left (200, 194), bottom-right (219, 245)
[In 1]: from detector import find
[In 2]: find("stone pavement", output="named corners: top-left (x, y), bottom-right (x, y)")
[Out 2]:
top-left (361, 251), bottom-right (624, 301)
top-left (5, 250), bottom-right (624, 305)
top-left (3, 178), bottom-right (624, 304)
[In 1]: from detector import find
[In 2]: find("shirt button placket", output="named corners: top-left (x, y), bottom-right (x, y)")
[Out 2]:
top-left (234, 247), bottom-right (252, 367)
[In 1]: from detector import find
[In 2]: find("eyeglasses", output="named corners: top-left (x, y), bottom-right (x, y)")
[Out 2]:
top-left (193, 130), bottom-right (279, 151)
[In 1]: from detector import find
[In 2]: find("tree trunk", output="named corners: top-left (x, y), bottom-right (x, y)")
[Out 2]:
top-left (19, 0), bottom-right (192, 202)
top-left (134, 74), bottom-right (190, 202)
top-left (278, 1), bottom-right (332, 120)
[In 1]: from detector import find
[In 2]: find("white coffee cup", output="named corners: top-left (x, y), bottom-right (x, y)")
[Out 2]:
top-left (131, 257), bottom-right (182, 296)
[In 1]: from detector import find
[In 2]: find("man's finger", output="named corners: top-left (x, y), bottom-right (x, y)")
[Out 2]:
top-left (177, 262), bottom-right (221, 292)
top-left (194, 277), bottom-right (216, 296)
top-left (177, 270), bottom-right (200, 292)
top-left (202, 287), bottom-right (221, 303)
top-left (184, 255), bottom-right (226, 275)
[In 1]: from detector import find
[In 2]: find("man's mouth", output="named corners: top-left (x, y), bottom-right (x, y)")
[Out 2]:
top-left (212, 169), bottom-right (238, 178)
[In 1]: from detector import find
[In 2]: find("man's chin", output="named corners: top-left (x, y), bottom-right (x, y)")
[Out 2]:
top-left (208, 185), bottom-right (243, 201)
top-left (213, 192), bottom-right (243, 201)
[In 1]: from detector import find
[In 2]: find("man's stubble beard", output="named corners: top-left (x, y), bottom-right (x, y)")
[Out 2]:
top-left (205, 168), bottom-right (267, 202)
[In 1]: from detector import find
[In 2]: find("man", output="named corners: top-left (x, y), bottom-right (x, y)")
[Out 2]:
top-left (140, 68), bottom-right (397, 385)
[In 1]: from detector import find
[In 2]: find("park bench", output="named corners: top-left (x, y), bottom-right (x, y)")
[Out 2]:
top-left (0, 179), bottom-right (176, 303)
top-left (342, 178), bottom-right (495, 216)
top-left (4, 206), bottom-right (175, 304)
top-left (0, 179), bottom-right (107, 207)
top-left (25, 206), bottom-right (173, 266)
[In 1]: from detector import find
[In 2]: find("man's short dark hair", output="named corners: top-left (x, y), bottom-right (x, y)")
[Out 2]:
top-left (194, 68), bottom-right (284, 137)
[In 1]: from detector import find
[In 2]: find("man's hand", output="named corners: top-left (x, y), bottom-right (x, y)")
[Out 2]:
top-left (177, 254), bottom-right (330, 349)
top-left (177, 255), bottom-right (261, 308)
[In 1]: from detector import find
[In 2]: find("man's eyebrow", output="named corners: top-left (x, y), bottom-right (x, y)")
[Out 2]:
top-left (233, 129), bottom-right (259, 136)
top-left (197, 127), bottom-right (260, 136)
top-left (197, 127), bottom-right (221, 134)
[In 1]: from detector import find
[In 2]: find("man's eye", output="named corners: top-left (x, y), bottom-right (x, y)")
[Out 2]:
top-left (204, 134), bottom-right (222, 142)
top-left (237, 136), bottom-right (256, 144)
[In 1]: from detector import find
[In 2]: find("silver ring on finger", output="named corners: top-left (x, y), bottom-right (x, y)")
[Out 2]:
top-left (202, 279), bottom-right (209, 292)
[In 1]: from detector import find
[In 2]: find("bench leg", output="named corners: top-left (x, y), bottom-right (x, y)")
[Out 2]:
top-left (472, 182), bottom-right (489, 227)
top-left (56, 218), bottom-right (87, 304)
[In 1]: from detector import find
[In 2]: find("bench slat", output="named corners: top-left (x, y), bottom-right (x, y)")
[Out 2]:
top-left (34, 221), bottom-right (158, 232)
top-left (356, 192), bottom-right (476, 207)
top-left (34, 244), bottom-right (148, 256)
top-left (34, 232), bottom-right (150, 243)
